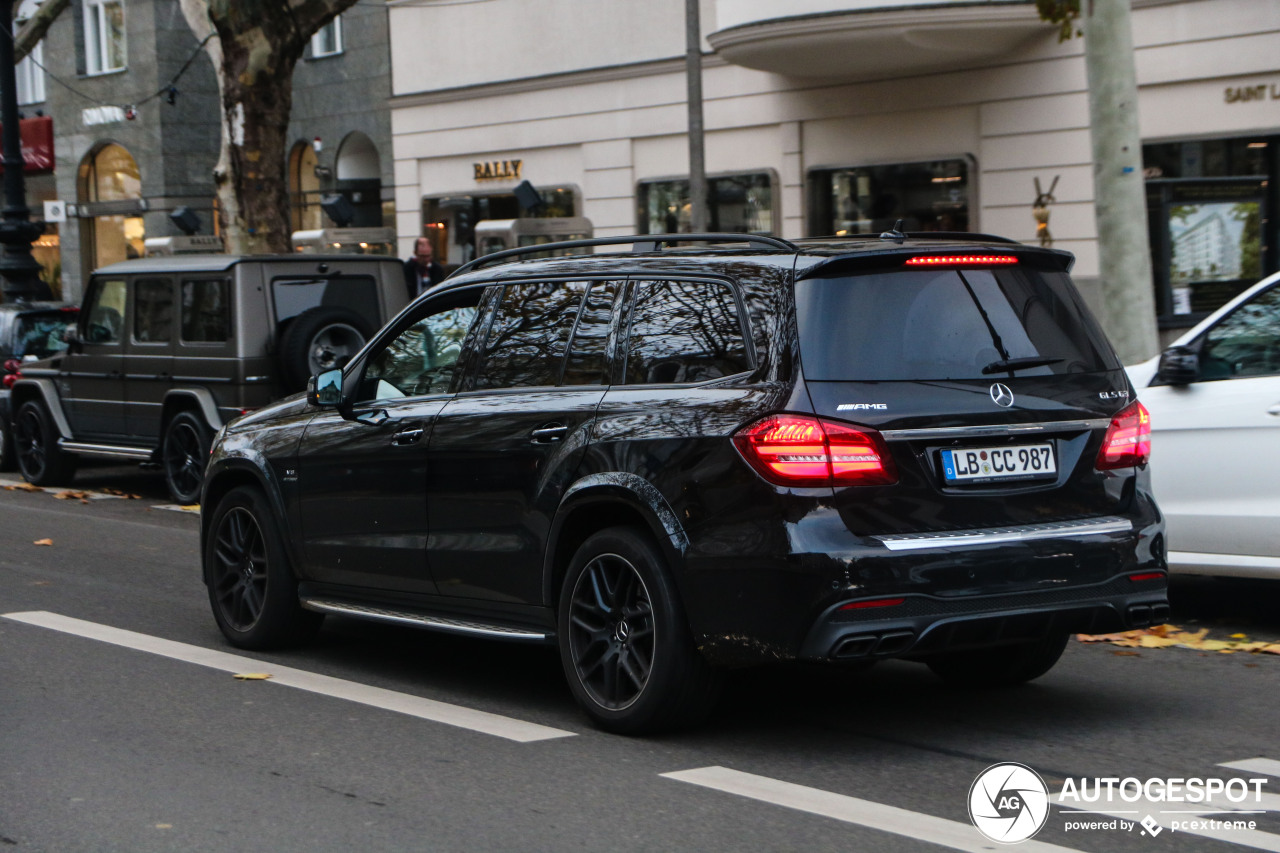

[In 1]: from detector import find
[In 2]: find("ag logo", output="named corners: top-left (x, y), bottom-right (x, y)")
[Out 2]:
top-left (968, 763), bottom-right (1050, 843)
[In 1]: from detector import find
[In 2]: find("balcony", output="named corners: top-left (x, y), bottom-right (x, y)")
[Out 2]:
top-left (708, 0), bottom-right (1049, 80)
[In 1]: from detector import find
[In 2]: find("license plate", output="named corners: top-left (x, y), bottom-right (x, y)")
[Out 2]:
top-left (941, 444), bottom-right (1057, 484)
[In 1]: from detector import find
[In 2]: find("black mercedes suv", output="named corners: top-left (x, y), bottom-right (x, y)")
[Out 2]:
top-left (200, 232), bottom-right (1167, 733)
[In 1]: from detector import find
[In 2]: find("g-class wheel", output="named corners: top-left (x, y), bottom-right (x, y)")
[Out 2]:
top-left (557, 526), bottom-right (722, 734)
top-left (13, 399), bottom-right (77, 486)
top-left (162, 411), bottom-right (211, 505)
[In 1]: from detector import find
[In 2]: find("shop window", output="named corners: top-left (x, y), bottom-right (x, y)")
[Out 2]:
top-left (77, 143), bottom-right (145, 271)
top-left (807, 159), bottom-right (971, 236)
top-left (636, 173), bottom-right (774, 235)
top-left (421, 186), bottom-right (579, 267)
top-left (289, 141), bottom-right (323, 233)
top-left (311, 16), bottom-right (343, 58)
top-left (84, 0), bottom-right (126, 75)
top-left (1143, 137), bottom-right (1275, 327)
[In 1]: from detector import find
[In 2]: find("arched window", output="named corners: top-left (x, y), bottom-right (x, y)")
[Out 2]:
top-left (334, 131), bottom-right (384, 227)
top-left (77, 143), bottom-right (144, 271)
top-left (289, 141), bottom-right (322, 232)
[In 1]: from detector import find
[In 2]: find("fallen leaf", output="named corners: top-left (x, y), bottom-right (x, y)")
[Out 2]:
top-left (180, 504), bottom-right (200, 512)
top-left (32, 538), bottom-right (52, 546)
top-left (6, 483), bottom-right (43, 492)
top-left (54, 490), bottom-right (92, 501)
top-left (1138, 635), bottom-right (1180, 648)
top-left (233, 673), bottom-right (272, 681)
top-left (1260, 644), bottom-right (1280, 656)
top-left (102, 488), bottom-right (141, 499)
top-left (1111, 650), bottom-right (1141, 657)
top-left (1230, 633), bottom-right (1249, 640)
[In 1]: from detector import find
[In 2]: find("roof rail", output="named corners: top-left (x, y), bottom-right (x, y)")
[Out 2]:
top-left (449, 232), bottom-right (798, 277)
top-left (801, 231), bottom-right (1022, 245)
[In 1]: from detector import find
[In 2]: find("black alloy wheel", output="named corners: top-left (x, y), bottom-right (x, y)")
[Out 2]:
top-left (558, 527), bottom-right (723, 734)
top-left (205, 486), bottom-right (322, 649)
top-left (13, 399), bottom-right (76, 486)
top-left (162, 411), bottom-right (210, 505)
top-left (566, 550), bottom-right (657, 711)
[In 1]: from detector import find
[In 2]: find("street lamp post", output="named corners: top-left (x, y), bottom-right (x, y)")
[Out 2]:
top-left (0, 0), bottom-right (51, 303)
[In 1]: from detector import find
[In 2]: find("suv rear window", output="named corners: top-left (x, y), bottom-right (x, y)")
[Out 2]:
top-left (795, 266), bottom-right (1119, 381)
top-left (12, 310), bottom-right (77, 359)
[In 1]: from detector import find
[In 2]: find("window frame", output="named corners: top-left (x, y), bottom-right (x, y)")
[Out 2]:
top-left (84, 0), bottom-right (126, 76)
top-left (614, 275), bottom-right (757, 388)
top-left (462, 276), bottom-right (626, 394)
top-left (310, 15), bottom-right (343, 59)
top-left (1191, 280), bottom-right (1280, 382)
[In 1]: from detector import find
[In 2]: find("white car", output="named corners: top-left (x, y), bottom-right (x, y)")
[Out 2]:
top-left (1126, 271), bottom-right (1280, 579)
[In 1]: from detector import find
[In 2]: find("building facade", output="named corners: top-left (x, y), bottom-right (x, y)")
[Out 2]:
top-left (23, 0), bottom-right (394, 301)
top-left (387, 0), bottom-right (1280, 341)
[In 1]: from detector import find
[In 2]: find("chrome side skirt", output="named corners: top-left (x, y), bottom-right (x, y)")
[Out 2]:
top-left (58, 441), bottom-right (154, 460)
top-left (300, 597), bottom-right (551, 642)
top-left (873, 516), bottom-right (1133, 552)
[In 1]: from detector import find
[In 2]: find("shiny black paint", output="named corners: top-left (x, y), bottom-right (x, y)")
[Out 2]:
top-left (202, 238), bottom-right (1167, 669)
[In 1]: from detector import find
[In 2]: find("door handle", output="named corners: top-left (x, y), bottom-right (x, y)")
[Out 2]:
top-left (392, 427), bottom-right (425, 446)
top-left (531, 423), bottom-right (569, 443)
top-left (1268, 404), bottom-right (1280, 416)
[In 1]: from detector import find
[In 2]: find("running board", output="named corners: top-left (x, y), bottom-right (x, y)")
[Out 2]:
top-left (299, 597), bottom-right (552, 642)
top-left (58, 441), bottom-right (154, 461)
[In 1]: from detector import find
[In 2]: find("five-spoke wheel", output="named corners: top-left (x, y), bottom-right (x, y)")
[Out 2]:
top-left (13, 399), bottom-right (76, 486)
top-left (205, 486), bottom-right (322, 649)
top-left (162, 411), bottom-right (210, 505)
top-left (558, 526), bottom-right (722, 733)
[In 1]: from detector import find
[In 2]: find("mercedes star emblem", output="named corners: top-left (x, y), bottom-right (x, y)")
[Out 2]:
top-left (989, 383), bottom-right (1015, 408)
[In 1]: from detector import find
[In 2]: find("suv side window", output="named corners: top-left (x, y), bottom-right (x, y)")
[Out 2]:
top-left (360, 289), bottom-right (483, 401)
top-left (472, 281), bottom-right (595, 390)
top-left (84, 278), bottom-right (127, 344)
top-left (1198, 285), bottom-right (1280, 380)
top-left (622, 279), bottom-right (752, 385)
top-left (133, 278), bottom-right (174, 344)
top-left (181, 278), bottom-right (231, 343)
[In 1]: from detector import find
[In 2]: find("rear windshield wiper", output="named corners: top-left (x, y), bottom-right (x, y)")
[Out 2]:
top-left (981, 356), bottom-right (1064, 375)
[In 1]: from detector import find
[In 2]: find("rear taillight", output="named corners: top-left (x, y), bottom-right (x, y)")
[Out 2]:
top-left (1096, 401), bottom-right (1151, 470)
top-left (2, 358), bottom-right (20, 390)
top-left (732, 414), bottom-right (897, 487)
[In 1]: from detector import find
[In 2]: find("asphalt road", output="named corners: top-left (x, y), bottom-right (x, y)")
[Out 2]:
top-left (2, 465), bottom-right (1279, 853)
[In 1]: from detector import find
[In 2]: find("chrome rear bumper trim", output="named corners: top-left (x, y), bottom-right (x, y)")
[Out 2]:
top-left (881, 418), bottom-right (1110, 442)
top-left (300, 598), bottom-right (550, 641)
top-left (873, 516), bottom-right (1133, 552)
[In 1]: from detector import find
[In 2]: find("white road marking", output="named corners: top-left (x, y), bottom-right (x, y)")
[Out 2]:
top-left (3, 610), bottom-right (575, 743)
top-left (661, 766), bottom-right (1087, 853)
top-left (0, 476), bottom-right (127, 500)
top-left (1223, 760), bottom-right (1280, 779)
top-left (150, 504), bottom-right (200, 514)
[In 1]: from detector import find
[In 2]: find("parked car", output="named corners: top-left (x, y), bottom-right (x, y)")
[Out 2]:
top-left (200, 232), bottom-right (1167, 733)
top-left (0, 301), bottom-right (80, 472)
top-left (1126, 270), bottom-right (1280, 579)
top-left (9, 254), bottom-right (407, 503)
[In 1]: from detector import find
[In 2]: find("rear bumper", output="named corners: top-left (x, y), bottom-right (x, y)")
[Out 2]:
top-left (797, 573), bottom-right (1168, 661)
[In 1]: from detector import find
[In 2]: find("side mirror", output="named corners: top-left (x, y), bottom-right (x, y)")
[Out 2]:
top-left (1156, 345), bottom-right (1199, 386)
top-left (310, 368), bottom-right (346, 407)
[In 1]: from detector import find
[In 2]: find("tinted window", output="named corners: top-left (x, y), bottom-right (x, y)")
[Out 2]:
top-left (132, 279), bottom-right (174, 344)
top-left (795, 267), bottom-right (1118, 381)
top-left (361, 290), bottom-right (483, 401)
top-left (272, 276), bottom-right (380, 331)
top-left (84, 278), bottom-right (126, 344)
top-left (563, 280), bottom-right (621, 386)
top-left (181, 279), bottom-right (230, 343)
top-left (472, 282), bottom-right (587, 390)
top-left (623, 280), bottom-right (751, 385)
top-left (1199, 285), bottom-right (1280, 379)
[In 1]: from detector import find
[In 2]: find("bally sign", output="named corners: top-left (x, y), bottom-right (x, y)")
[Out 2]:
top-left (0, 115), bottom-right (54, 174)
top-left (474, 159), bottom-right (522, 182)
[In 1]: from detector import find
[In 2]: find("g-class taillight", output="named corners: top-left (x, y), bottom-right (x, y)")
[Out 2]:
top-left (1096, 401), bottom-right (1151, 470)
top-left (2, 358), bottom-right (20, 390)
top-left (733, 414), bottom-right (897, 487)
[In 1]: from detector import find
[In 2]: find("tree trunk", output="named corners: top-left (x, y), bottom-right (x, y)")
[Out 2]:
top-left (1082, 1), bottom-right (1160, 363)
top-left (181, 0), bottom-right (356, 254)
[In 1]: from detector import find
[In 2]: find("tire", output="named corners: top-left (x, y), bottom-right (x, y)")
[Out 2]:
top-left (162, 411), bottom-right (212, 505)
top-left (926, 632), bottom-right (1070, 688)
top-left (277, 307), bottom-right (373, 392)
top-left (12, 399), bottom-right (77, 486)
top-left (0, 413), bottom-right (16, 472)
top-left (205, 485), bottom-right (323, 650)
top-left (557, 526), bottom-right (723, 734)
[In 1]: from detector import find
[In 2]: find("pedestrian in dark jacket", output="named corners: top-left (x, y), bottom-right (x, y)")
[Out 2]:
top-left (404, 237), bottom-right (446, 299)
